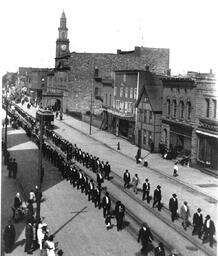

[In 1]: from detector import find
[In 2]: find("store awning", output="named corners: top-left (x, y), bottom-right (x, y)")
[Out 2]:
top-left (196, 129), bottom-right (218, 139)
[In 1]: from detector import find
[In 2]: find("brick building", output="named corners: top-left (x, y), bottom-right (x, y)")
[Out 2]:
top-left (45, 11), bottom-right (170, 117)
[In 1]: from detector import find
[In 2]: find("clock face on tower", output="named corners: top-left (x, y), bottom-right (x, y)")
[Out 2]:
top-left (61, 44), bottom-right (67, 51)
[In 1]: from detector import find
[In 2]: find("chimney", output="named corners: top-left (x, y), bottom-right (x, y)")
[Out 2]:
top-left (145, 65), bottom-right (149, 71)
top-left (210, 69), bottom-right (213, 74)
top-left (135, 46), bottom-right (140, 57)
top-left (117, 49), bottom-right (121, 54)
top-left (167, 69), bottom-right (171, 76)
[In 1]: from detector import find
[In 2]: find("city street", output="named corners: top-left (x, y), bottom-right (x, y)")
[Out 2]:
top-left (1, 116), bottom-right (140, 256)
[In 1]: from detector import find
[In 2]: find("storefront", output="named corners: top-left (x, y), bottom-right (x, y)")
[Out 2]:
top-left (197, 129), bottom-right (218, 170)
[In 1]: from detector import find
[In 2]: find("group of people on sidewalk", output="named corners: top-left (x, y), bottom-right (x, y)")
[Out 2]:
top-left (3, 100), bottom-right (216, 254)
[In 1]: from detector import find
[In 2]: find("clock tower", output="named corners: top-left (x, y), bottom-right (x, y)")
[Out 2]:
top-left (56, 11), bottom-right (70, 62)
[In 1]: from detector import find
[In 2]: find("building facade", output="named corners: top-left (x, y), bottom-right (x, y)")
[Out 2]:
top-left (46, 11), bottom-right (170, 116)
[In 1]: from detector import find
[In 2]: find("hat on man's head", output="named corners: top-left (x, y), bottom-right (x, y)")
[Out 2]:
top-left (157, 185), bottom-right (161, 189)
top-left (145, 178), bottom-right (148, 182)
top-left (206, 214), bottom-right (210, 219)
top-left (197, 208), bottom-right (201, 212)
top-left (172, 193), bottom-right (177, 197)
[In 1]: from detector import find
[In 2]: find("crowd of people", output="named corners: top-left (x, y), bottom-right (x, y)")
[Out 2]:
top-left (2, 99), bottom-right (216, 255)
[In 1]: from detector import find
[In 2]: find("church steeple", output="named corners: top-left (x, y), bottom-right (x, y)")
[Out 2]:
top-left (56, 11), bottom-right (70, 63)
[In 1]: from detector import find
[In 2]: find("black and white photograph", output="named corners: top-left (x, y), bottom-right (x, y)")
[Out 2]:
top-left (1, 0), bottom-right (217, 255)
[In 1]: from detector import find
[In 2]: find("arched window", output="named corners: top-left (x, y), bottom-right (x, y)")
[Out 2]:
top-left (173, 100), bottom-right (177, 118)
top-left (166, 99), bottom-right (171, 116)
top-left (179, 101), bottom-right (184, 119)
top-left (187, 101), bottom-right (191, 120)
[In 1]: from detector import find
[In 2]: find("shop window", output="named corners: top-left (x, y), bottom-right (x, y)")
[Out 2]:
top-left (212, 99), bottom-right (217, 118)
top-left (143, 130), bottom-right (147, 145)
top-left (206, 98), bottom-right (210, 117)
top-left (179, 101), bottom-right (184, 119)
top-left (187, 101), bottom-right (191, 120)
top-left (173, 100), bottom-right (177, 118)
top-left (167, 99), bottom-right (171, 116)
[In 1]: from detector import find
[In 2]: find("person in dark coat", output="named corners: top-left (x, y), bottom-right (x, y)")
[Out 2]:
top-left (169, 193), bottom-right (178, 222)
top-left (114, 201), bottom-right (125, 231)
top-left (102, 192), bottom-right (111, 218)
top-left (3, 220), bottom-right (16, 253)
top-left (192, 208), bottom-right (203, 238)
top-left (152, 185), bottom-right (162, 211)
top-left (104, 161), bottom-right (111, 180)
top-left (24, 221), bottom-right (34, 254)
top-left (88, 180), bottom-right (95, 201)
top-left (96, 171), bottom-right (104, 189)
top-left (142, 178), bottom-right (150, 203)
top-left (202, 215), bottom-right (216, 247)
top-left (154, 242), bottom-right (165, 256)
top-left (93, 186), bottom-right (101, 209)
top-left (12, 158), bottom-right (18, 179)
top-left (137, 222), bottom-right (154, 253)
top-left (123, 169), bottom-right (131, 188)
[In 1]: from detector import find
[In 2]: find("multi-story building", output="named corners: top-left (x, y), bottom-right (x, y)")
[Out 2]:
top-left (135, 69), bottom-right (164, 152)
top-left (190, 71), bottom-right (218, 170)
top-left (45, 11), bottom-right (170, 117)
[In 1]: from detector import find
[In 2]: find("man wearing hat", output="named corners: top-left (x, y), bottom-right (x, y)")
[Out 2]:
top-left (153, 185), bottom-right (162, 211)
top-left (180, 201), bottom-right (190, 230)
top-left (202, 215), bottom-right (216, 247)
top-left (142, 178), bottom-right (150, 203)
top-left (169, 194), bottom-right (178, 222)
top-left (137, 222), bottom-right (154, 253)
top-left (192, 208), bottom-right (203, 238)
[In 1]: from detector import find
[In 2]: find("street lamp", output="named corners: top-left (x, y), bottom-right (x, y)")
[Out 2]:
top-left (35, 108), bottom-right (54, 225)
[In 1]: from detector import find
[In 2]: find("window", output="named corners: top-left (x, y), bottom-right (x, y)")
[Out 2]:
top-left (134, 88), bottom-right (137, 99)
top-left (173, 100), bottom-right (177, 118)
top-left (206, 99), bottom-right (210, 117)
top-left (124, 102), bottom-right (128, 112)
top-left (95, 87), bottom-right (99, 97)
top-left (179, 101), bottom-right (184, 119)
top-left (143, 130), bottom-right (147, 145)
top-left (127, 102), bottom-right (132, 112)
top-left (113, 99), bottom-right (115, 109)
top-left (149, 111), bottom-right (153, 124)
top-left (144, 110), bottom-right (147, 123)
top-left (187, 101), bottom-right (191, 120)
top-left (116, 100), bottom-right (120, 110)
top-left (148, 131), bottom-right (152, 145)
top-left (109, 94), bottom-right (112, 107)
top-left (120, 87), bottom-right (123, 97)
top-left (130, 88), bottom-right (133, 98)
top-left (105, 93), bottom-right (108, 105)
top-left (212, 99), bottom-right (217, 118)
top-left (167, 99), bottom-right (171, 116)
top-left (120, 101), bottom-right (124, 112)
top-left (125, 87), bottom-right (129, 98)
top-left (123, 74), bottom-right (126, 82)
top-left (114, 87), bottom-right (117, 96)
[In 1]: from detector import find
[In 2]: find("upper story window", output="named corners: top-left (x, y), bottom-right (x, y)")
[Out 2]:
top-left (105, 93), bottom-right (108, 105)
top-left (95, 87), bottom-right (99, 97)
top-left (123, 74), bottom-right (126, 82)
top-left (179, 101), bottom-right (184, 119)
top-left (124, 101), bottom-right (128, 112)
top-left (130, 88), bottom-right (133, 98)
top-left (134, 88), bottom-right (137, 99)
top-left (206, 98), bottom-right (210, 117)
top-left (187, 101), bottom-right (191, 120)
top-left (127, 102), bottom-right (132, 112)
top-left (173, 100), bottom-right (177, 118)
top-left (149, 111), bottom-right (153, 124)
top-left (125, 87), bottom-right (129, 98)
top-left (116, 100), bottom-right (120, 110)
top-left (114, 86), bottom-right (117, 96)
top-left (144, 110), bottom-right (147, 123)
top-left (109, 94), bottom-right (112, 107)
top-left (167, 99), bottom-right (171, 116)
top-left (212, 99), bottom-right (217, 118)
top-left (120, 87), bottom-right (123, 97)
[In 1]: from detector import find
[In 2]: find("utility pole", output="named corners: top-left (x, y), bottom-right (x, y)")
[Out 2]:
top-left (89, 79), bottom-right (93, 135)
top-left (4, 80), bottom-right (8, 164)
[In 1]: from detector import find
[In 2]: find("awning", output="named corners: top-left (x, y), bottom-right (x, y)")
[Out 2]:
top-left (196, 129), bottom-right (218, 139)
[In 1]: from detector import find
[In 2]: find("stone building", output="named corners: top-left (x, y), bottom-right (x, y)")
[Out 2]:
top-left (45, 11), bottom-right (170, 117)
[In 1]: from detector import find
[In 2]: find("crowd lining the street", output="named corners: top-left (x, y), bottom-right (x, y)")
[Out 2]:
top-left (2, 100), bottom-right (216, 255)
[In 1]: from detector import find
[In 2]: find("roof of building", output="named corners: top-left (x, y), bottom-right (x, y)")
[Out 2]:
top-left (61, 11), bottom-right (66, 19)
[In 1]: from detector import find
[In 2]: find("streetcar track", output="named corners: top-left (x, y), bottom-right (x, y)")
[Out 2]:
top-left (10, 104), bottom-right (217, 256)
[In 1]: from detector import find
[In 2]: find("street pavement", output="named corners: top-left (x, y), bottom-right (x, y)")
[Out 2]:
top-left (1, 120), bottom-right (141, 255)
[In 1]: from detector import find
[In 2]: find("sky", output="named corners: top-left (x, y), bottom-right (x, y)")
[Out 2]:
top-left (1, 0), bottom-right (218, 79)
